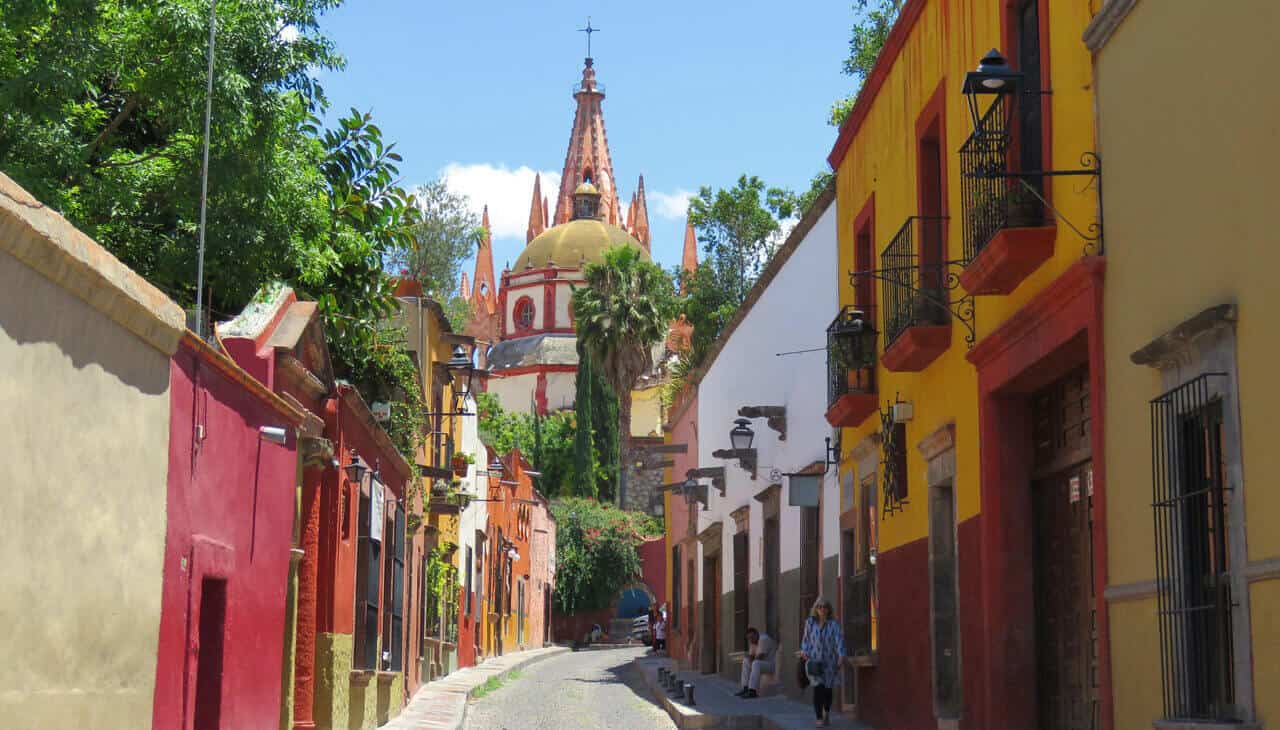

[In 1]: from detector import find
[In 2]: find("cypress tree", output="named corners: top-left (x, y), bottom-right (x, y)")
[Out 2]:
top-left (572, 345), bottom-right (598, 498)
top-left (591, 361), bottom-right (620, 503)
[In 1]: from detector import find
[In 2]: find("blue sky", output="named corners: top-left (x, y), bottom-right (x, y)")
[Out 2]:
top-left (315, 1), bottom-right (853, 279)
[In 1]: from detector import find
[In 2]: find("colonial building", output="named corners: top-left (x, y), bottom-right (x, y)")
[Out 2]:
top-left (826, 1), bottom-right (1105, 727)
top-left (659, 183), bottom-right (839, 696)
top-left (1088, 1), bottom-right (1280, 727)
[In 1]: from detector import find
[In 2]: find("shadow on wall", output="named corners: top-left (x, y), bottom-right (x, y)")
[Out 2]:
top-left (0, 250), bottom-right (171, 396)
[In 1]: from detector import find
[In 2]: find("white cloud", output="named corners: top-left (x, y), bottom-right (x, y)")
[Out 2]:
top-left (439, 163), bottom-right (561, 240)
top-left (649, 189), bottom-right (694, 220)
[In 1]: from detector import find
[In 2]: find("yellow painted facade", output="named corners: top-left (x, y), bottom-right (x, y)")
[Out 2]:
top-left (833, 0), bottom-right (1097, 552)
top-left (1092, 1), bottom-right (1280, 726)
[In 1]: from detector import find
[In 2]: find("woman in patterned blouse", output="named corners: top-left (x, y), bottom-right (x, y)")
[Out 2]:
top-left (799, 596), bottom-right (845, 727)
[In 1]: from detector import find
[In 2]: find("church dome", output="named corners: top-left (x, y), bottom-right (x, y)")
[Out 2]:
top-left (574, 181), bottom-right (599, 196)
top-left (513, 218), bottom-right (650, 271)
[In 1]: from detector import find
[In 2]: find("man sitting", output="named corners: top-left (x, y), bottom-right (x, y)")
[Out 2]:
top-left (734, 627), bottom-right (777, 698)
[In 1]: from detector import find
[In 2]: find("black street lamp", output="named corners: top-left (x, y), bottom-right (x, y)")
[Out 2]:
top-left (445, 344), bottom-right (480, 412)
top-left (729, 418), bottom-right (755, 451)
top-left (961, 48), bottom-right (1024, 132)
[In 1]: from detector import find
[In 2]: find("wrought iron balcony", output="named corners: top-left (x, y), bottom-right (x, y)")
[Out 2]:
top-left (850, 216), bottom-right (973, 371)
top-left (959, 96), bottom-right (1048, 262)
top-left (825, 305), bottom-right (878, 428)
top-left (879, 216), bottom-right (951, 347)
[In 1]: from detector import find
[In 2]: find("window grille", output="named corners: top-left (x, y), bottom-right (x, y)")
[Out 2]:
top-left (879, 217), bottom-right (950, 347)
top-left (671, 545), bottom-right (682, 631)
top-left (354, 488), bottom-right (381, 670)
top-left (1151, 374), bottom-right (1235, 721)
top-left (733, 532), bottom-right (749, 649)
top-left (387, 506), bottom-right (405, 670)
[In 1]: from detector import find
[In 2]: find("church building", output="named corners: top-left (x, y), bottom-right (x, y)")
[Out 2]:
top-left (461, 55), bottom-right (695, 418)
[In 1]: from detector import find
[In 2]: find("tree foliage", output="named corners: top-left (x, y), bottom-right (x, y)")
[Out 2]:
top-left (572, 346), bottom-right (621, 502)
top-left (551, 497), bottom-right (662, 615)
top-left (680, 175), bottom-right (794, 367)
top-left (572, 247), bottom-right (676, 504)
top-left (0, 0), bottom-right (342, 311)
top-left (389, 178), bottom-right (482, 312)
top-left (475, 392), bottom-right (576, 499)
top-left (830, 0), bottom-right (903, 127)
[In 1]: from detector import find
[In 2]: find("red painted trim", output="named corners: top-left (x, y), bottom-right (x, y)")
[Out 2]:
top-left (915, 78), bottom-right (950, 218)
top-left (853, 193), bottom-right (877, 319)
top-left (968, 257), bottom-right (1110, 730)
top-left (491, 364), bottom-right (578, 378)
top-left (827, 0), bottom-right (929, 169)
top-left (513, 295), bottom-right (536, 335)
top-left (543, 280), bottom-right (555, 331)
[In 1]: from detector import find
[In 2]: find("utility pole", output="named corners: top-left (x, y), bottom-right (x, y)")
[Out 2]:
top-left (195, 0), bottom-right (216, 337)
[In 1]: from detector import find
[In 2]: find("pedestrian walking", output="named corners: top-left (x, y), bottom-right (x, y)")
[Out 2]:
top-left (653, 610), bottom-right (667, 653)
top-left (799, 596), bottom-right (845, 727)
top-left (734, 626), bottom-right (777, 698)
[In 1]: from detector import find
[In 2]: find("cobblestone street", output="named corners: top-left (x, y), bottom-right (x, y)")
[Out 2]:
top-left (464, 647), bottom-right (676, 730)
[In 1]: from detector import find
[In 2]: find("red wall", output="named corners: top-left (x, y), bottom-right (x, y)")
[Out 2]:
top-left (152, 339), bottom-right (301, 730)
top-left (666, 391), bottom-right (699, 665)
top-left (639, 536), bottom-right (667, 606)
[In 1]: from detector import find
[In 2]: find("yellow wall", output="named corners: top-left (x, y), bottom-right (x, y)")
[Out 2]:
top-left (1095, 1), bottom-right (1280, 726)
top-left (834, 0), bottom-right (1098, 551)
top-left (630, 383), bottom-right (664, 438)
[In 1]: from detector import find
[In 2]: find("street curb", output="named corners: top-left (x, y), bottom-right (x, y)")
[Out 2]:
top-left (635, 657), bottom-right (760, 729)
top-left (381, 646), bottom-right (569, 730)
top-left (456, 647), bottom-right (570, 728)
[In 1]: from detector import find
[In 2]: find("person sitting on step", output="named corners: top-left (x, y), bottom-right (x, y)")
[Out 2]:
top-left (734, 627), bottom-right (777, 698)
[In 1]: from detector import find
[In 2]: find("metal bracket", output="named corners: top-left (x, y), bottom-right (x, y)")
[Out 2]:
top-left (971, 151), bottom-right (1104, 256)
top-left (850, 263), bottom-right (977, 348)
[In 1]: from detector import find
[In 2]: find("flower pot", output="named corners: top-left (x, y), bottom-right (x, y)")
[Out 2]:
top-left (451, 455), bottom-right (468, 477)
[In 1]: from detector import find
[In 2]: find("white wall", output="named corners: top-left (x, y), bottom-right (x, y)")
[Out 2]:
top-left (694, 204), bottom-right (839, 596)
top-left (456, 390), bottom-right (487, 585)
top-left (554, 282), bottom-right (573, 329)
top-left (487, 370), bottom-right (576, 415)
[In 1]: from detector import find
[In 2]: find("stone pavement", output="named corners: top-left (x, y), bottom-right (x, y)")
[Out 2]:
top-left (634, 656), bottom-right (874, 730)
top-left (380, 645), bottom-right (569, 730)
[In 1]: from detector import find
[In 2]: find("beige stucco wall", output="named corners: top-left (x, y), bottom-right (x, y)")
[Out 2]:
top-left (1095, 1), bottom-right (1280, 726)
top-left (0, 173), bottom-right (182, 728)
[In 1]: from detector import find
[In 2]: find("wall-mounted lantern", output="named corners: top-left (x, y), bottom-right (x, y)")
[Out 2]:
top-left (729, 418), bottom-right (755, 451)
top-left (961, 48), bottom-right (1023, 132)
top-left (344, 450), bottom-right (368, 484)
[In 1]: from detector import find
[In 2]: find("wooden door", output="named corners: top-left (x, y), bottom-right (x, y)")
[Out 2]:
top-left (702, 554), bottom-right (720, 674)
top-left (1031, 367), bottom-right (1096, 730)
top-left (930, 484), bottom-right (961, 718)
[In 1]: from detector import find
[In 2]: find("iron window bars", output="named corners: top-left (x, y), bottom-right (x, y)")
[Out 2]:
top-left (827, 305), bottom-right (877, 408)
top-left (853, 216), bottom-right (976, 349)
top-left (880, 401), bottom-right (909, 516)
top-left (1151, 373), bottom-right (1236, 721)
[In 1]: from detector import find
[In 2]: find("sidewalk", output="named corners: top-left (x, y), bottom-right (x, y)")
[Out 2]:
top-left (381, 645), bottom-right (569, 730)
top-left (634, 655), bottom-right (874, 730)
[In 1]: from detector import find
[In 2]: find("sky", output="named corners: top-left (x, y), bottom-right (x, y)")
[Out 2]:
top-left (314, 1), bottom-right (854, 281)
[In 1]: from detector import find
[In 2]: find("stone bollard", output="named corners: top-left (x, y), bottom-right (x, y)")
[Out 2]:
top-left (683, 682), bottom-right (695, 705)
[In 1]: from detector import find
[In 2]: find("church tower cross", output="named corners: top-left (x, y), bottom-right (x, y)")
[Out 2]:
top-left (578, 17), bottom-right (600, 58)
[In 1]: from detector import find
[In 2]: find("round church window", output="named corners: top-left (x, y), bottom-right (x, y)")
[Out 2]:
top-left (514, 297), bottom-right (536, 331)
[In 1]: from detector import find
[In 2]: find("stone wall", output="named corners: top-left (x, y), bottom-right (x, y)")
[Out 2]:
top-left (622, 436), bottom-right (664, 515)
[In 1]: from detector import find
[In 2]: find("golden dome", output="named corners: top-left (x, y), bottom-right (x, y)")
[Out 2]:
top-left (574, 181), bottom-right (599, 196)
top-left (513, 218), bottom-right (650, 272)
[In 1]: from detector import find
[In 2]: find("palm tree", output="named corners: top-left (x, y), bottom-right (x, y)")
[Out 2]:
top-left (572, 246), bottom-right (676, 506)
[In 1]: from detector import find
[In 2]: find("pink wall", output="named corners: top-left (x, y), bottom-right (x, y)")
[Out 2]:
top-left (153, 337), bottom-right (301, 729)
top-left (666, 391), bottom-right (699, 665)
top-left (639, 536), bottom-right (667, 606)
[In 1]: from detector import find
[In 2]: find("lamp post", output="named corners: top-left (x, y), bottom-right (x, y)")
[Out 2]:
top-left (343, 451), bottom-right (368, 484)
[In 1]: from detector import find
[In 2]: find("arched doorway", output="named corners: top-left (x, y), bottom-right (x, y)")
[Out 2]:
top-left (616, 586), bottom-right (652, 619)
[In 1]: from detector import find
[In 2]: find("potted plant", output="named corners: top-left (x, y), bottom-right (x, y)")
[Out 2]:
top-left (431, 479), bottom-right (450, 496)
top-left (1005, 185), bottom-right (1043, 228)
top-left (451, 452), bottom-right (469, 476)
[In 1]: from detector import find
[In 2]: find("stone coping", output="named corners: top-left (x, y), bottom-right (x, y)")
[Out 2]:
top-left (0, 171), bottom-right (185, 354)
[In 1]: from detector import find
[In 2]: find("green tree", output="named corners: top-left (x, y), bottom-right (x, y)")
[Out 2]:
top-left (476, 392), bottom-right (576, 498)
top-left (572, 347), bottom-right (599, 499)
top-left (681, 175), bottom-right (795, 367)
top-left (387, 178), bottom-right (483, 330)
top-left (572, 247), bottom-right (676, 505)
top-left (830, 0), bottom-right (904, 127)
top-left (590, 365), bottom-right (620, 503)
top-left (551, 497), bottom-right (662, 615)
top-left (0, 0), bottom-right (342, 312)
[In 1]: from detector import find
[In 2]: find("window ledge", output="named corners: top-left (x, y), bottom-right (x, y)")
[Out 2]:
top-left (349, 670), bottom-right (375, 686)
top-left (1153, 721), bottom-right (1260, 730)
top-left (376, 671), bottom-right (399, 684)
